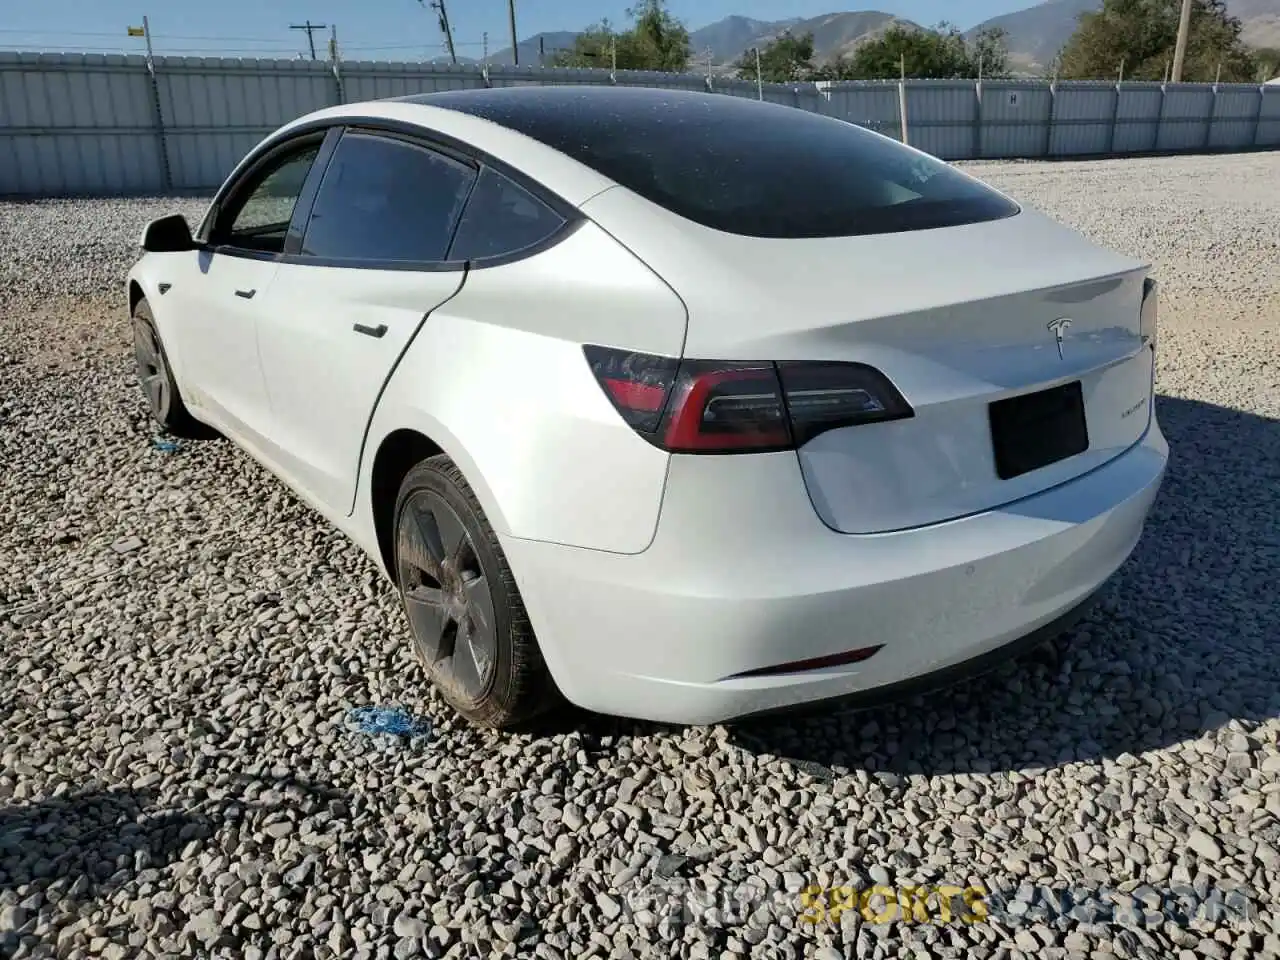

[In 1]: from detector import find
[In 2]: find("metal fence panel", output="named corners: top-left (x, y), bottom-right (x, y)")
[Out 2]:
top-left (1, 55), bottom-right (1276, 197)
top-left (816, 81), bottom-right (901, 138)
top-left (980, 81), bottom-right (1051, 158)
top-left (1113, 120), bottom-right (1159, 152)
top-left (0, 53), bottom-right (162, 194)
top-left (1048, 83), bottom-right (1115, 154)
top-left (166, 130), bottom-right (264, 191)
top-left (1208, 120), bottom-right (1255, 148)
top-left (1116, 83), bottom-right (1163, 119)
top-left (342, 61), bottom-right (480, 100)
top-left (160, 57), bottom-right (333, 127)
top-left (1113, 84), bottom-right (1163, 153)
top-left (1214, 86), bottom-right (1260, 119)
top-left (1051, 122), bottom-right (1112, 154)
top-left (1261, 88), bottom-right (1280, 119)
top-left (612, 69), bottom-right (707, 92)
top-left (487, 66), bottom-right (614, 87)
top-left (713, 77), bottom-right (804, 104)
top-left (906, 81), bottom-right (977, 159)
top-left (1157, 84), bottom-right (1213, 150)
top-left (1053, 83), bottom-right (1115, 123)
top-left (3, 130), bottom-right (163, 194)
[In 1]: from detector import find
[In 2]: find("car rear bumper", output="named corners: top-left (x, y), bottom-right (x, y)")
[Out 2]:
top-left (501, 420), bottom-right (1167, 726)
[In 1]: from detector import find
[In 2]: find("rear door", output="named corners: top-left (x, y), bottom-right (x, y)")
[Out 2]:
top-left (255, 128), bottom-right (476, 515)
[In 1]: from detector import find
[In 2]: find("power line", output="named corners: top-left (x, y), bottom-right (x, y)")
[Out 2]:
top-left (289, 20), bottom-right (328, 61)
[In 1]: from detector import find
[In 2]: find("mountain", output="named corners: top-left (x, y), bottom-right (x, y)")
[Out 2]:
top-left (689, 11), bottom-right (916, 64)
top-left (488, 30), bottom-right (578, 66)
top-left (490, 2), bottom-right (1280, 74)
top-left (965, 0), bottom-right (1097, 72)
top-left (968, 0), bottom-right (1280, 74)
top-left (688, 15), bottom-right (801, 62)
top-left (1230, 0), bottom-right (1280, 48)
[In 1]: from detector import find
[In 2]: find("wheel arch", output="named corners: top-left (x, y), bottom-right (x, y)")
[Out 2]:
top-left (128, 279), bottom-right (146, 315)
top-left (368, 423), bottom-right (515, 585)
top-left (370, 428), bottom-right (443, 581)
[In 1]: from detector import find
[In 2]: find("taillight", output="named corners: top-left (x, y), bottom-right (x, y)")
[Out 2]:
top-left (584, 346), bottom-right (913, 453)
top-left (582, 345), bottom-right (679, 433)
top-left (1141, 277), bottom-right (1158, 350)
top-left (776, 360), bottom-right (914, 445)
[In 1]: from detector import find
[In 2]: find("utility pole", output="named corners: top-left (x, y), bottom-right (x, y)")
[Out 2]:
top-left (898, 53), bottom-right (909, 145)
top-left (290, 20), bottom-right (328, 60)
top-left (141, 15), bottom-right (155, 62)
top-left (755, 46), bottom-right (763, 99)
top-left (539, 36), bottom-right (545, 66)
top-left (1171, 0), bottom-right (1193, 83)
top-left (507, 0), bottom-right (520, 66)
top-left (419, 0), bottom-right (457, 65)
top-left (482, 31), bottom-right (489, 65)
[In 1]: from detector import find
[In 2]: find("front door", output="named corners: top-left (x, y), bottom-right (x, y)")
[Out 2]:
top-left (172, 140), bottom-right (323, 443)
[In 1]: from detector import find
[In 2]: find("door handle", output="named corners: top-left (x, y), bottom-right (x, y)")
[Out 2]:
top-left (234, 289), bottom-right (256, 299)
top-left (353, 323), bottom-right (388, 339)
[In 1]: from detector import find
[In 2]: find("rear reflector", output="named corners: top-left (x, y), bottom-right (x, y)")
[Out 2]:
top-left (584, 346), bottom-right (912, 453)
top-left (728, 644), bottom-right (884, 679)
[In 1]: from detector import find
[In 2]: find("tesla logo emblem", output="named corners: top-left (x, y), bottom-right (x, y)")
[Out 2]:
top-left (1047, 318), bottom-right (1072, 359)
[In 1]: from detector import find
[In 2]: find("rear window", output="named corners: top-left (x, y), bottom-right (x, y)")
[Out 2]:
top-left (432, 91), bottom-right (1018, 239)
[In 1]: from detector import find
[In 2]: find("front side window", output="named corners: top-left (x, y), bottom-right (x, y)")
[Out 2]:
top-left (223, 145), bottom-right (320, 253)
top-left (301, 133), bottom-right (475, 263)
top-left (448, 167), bottom-right (566, 261)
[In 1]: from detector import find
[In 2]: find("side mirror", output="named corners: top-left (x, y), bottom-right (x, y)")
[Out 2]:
top-left (140, 214), bottom-right (194, 253)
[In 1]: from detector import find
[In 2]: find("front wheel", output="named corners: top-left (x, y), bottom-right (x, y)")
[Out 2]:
top-left (393, 454), bottom-right (556, 729)
top-left (131, 299), bottom-right (204, 438)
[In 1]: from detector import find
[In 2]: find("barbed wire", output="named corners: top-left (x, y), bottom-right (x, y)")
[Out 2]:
top-left (0, 27), bottom-right (512, 60)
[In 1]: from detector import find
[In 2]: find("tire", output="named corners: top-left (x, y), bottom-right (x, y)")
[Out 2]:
top-left (393, 454), bottom-right (556, 729)
top-left (131, 299), bottom-right (205, 438)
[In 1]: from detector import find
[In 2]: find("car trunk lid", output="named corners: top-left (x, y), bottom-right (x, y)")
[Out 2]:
top-left (580, 188), bottom-right (1153, 533)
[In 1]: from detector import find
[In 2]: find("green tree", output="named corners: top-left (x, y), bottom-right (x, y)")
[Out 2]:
top-left (1256, 46), bottom-right (1280, 82)
top-left (970, 27), bottom-right (1011, 78)
top-left (821, 23), bottom-right (1009, 80)
top-left (552, 1), bottom-right (690, 72)
top-left (1059, 0), bottom-right (1257, 81)
top-left (734, 31), bottom-right (817, 83)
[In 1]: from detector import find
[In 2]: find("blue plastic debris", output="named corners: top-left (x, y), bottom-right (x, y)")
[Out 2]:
top-left (152, 437), bottom-right (181, 453)
top-left (347, 706), bottom-right (430, 738)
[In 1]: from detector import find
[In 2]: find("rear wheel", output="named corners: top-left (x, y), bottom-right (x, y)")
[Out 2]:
top-left (393, 455), bottom-right (555, 729)
top-left (131, 299), bottom-right (204, 438)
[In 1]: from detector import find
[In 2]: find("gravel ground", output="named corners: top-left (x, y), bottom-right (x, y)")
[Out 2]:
top-left (1, 151), bottom-right (1279, 960)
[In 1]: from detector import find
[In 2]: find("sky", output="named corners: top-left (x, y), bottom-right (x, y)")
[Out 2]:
top-left (2, 1), bottom-right (1042, 61)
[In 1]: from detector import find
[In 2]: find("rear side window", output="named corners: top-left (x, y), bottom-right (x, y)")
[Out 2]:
top-left (300, 132), bottom-right (475, 263)
top-left (448, 167), bottom-right (566, 262)
top-left (437, 92), bottom-right (1019, 238)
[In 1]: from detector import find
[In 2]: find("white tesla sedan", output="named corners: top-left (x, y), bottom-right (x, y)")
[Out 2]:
top-left (128, 86), bottom-right (1166, 729)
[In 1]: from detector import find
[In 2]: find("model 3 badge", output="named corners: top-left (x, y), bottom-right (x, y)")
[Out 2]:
top-left (1047, 317), bottom-right (1072, 360)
